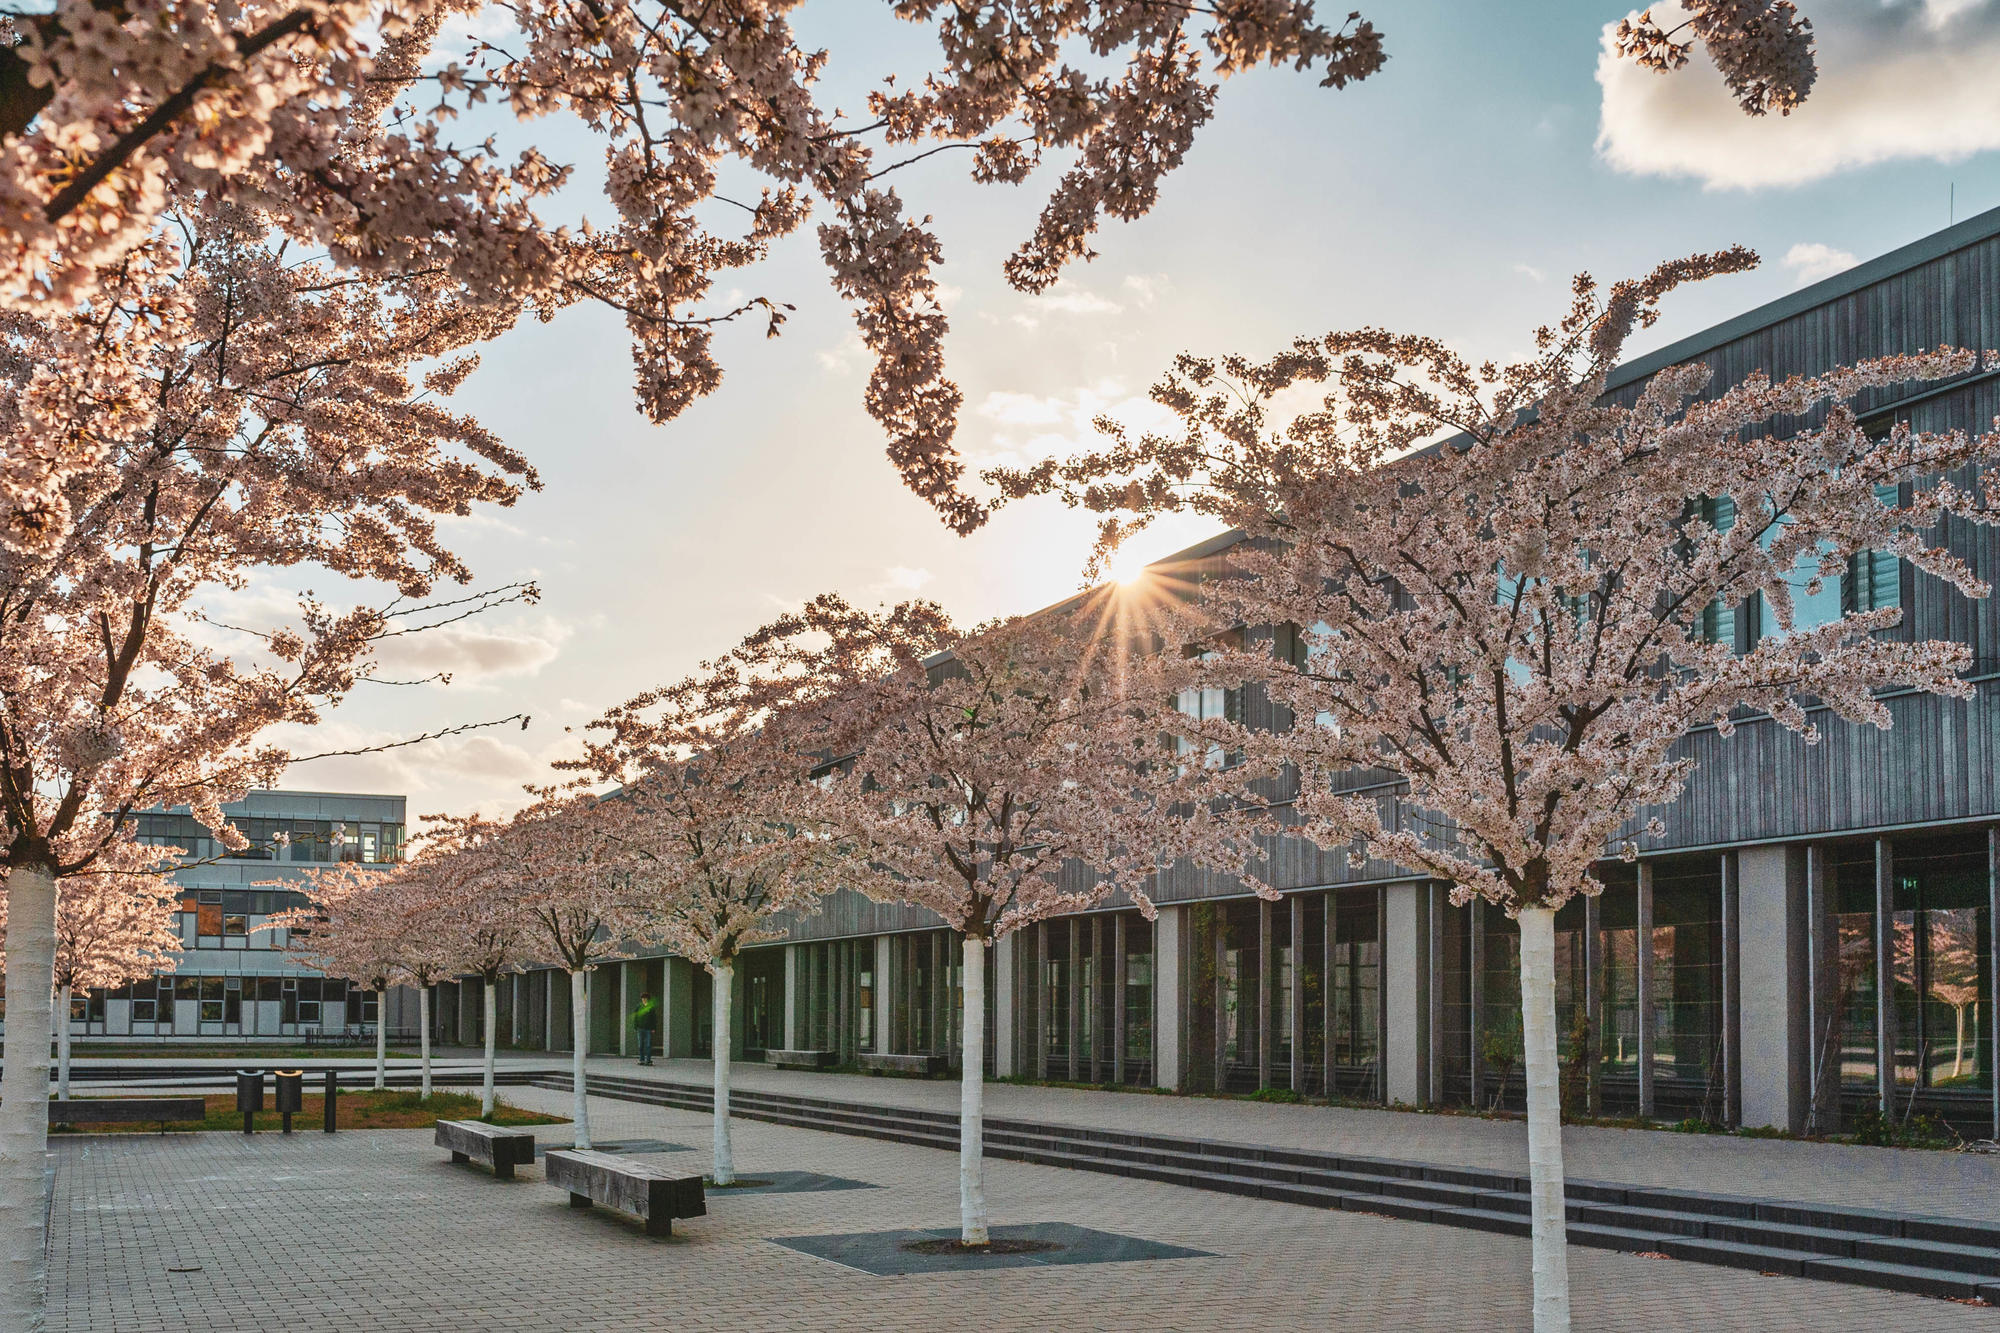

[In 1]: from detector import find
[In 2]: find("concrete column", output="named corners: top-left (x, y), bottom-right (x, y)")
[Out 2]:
top-left (1067, 917), bottom-right (1082, 1081)
top-left (783, 946), bottom-right (800, 1050)
top-left (1257, 897), bottom-right (1273, 1091)
top-left (617, 961), bottom-right (630, 1058)
top-left (1384, 881), bottom-right (1432, 1107)
top-left (1034, 922), bottom-right (1049, 1080)
top-left (874, 935), bottom-right (892, 1054)
top-left (1722, 853), bottom-right (1741, 1126)
top-left (1113, 914), bottom-right (1129, 1085)
top-left (1875, 838), bottom-right (1896, 1116)
top-left (1323, 891), bottom-right (1336, 1097)
top-left (1739, 844), bottom-right (1809, 1132)
top-left (1428, 883), bottom-right (1445, 1104)
top-left (1153, 904), bottom-right (1184, 1091)
top-left (1289, 894), bottom-right (1306, 1095)
top-left (1096, 912), bottom-right (1112, 1080)
top-left (1585, 890), bottom-right (1603, 1114)
top-left (544, 972), bottom-right (559, 1052)
top-left (665, 955), bottom-right (695, 1060)
top-left (1637, 860), bottom-right (1656, 1118)
top-left (993, 932), bottom-right (1016, 1077)
top-left (1469, 899), bottom-right (1485, 1107)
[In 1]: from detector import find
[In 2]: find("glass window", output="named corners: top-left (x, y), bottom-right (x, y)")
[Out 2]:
top-left (1830, 845), bottom-right (1880, 1091)
top-left (1890, 834), bottom-right (1990, 1093)
top-left (1330, 888), bottom-right (1381, 1097)
top-left (1847, 486), bottom-right (1902, 618)
top-left (1696, 496), bottom-right (1738, 647)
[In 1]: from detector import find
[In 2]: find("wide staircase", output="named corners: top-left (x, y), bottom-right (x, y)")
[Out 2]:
top-left (539, 1069), bottom-right (2000, 1306)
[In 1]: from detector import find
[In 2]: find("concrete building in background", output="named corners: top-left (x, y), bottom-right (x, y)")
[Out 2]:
top-left (458, 207), bottom-right (1999, 1140)
top-left (65, 789), bottom-right (421, 1043)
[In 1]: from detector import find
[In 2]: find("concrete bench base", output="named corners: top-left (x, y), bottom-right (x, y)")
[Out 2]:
top-left (49, 1097), bottom-right (205, 1128)
top-left (859, 1053), bottom-right (950, 1078)
top-left (435, 1119), bottom-right (537, 1180)
top-left (764, 1049), bottom-right (837, 1070)
top-left (545, 1148), bottom-right (705, 1237)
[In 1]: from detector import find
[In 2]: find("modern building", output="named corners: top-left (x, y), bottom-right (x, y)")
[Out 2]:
top-left (71, 789), bottom-right (421, 1043)
top-left (463, 204), bottom-right (2000, 1140)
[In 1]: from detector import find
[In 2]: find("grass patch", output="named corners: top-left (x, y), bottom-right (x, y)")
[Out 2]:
top-left (48, 1088), bottom-right (566, 1134)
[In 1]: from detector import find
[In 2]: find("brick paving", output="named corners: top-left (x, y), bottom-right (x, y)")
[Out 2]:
top-left (45, 1079), bottom-right (2000, 1332)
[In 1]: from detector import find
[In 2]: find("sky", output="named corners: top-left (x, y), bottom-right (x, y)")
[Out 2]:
top-left (268, 0), bottom-right (2000, 821)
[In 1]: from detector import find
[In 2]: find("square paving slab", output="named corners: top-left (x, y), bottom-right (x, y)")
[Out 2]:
top-left (768, 1221), bottom-right (1212, 1276)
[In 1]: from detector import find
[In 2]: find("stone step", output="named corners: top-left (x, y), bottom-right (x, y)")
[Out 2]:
top-left (538, 1072), bottom-right (2000, 1305)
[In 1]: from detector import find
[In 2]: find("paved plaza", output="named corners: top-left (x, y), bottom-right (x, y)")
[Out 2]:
top-left (44, 1068), bottom-right (2000, 1332)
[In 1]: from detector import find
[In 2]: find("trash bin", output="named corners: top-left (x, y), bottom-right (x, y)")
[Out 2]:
top-left (236, 1070), bottom-right (264, 1134)
top-left (274, 1070), bottom-right (303, 1134)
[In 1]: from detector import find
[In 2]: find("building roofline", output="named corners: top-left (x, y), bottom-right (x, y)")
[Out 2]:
top-left (1605, 200), bottom-right (2000, 393)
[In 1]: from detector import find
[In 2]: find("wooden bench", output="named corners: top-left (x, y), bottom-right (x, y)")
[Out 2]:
top-left (764, 1048), bottom-right (837, 1070)
top-left (48, 1097), bottom-right (205, 1130)
top-left (435, 1119), bottom-right (537, 1180)
top-left (859, 1052), bottom-right (950, 1078)
top-left (544, 1149), bottom-right (705, 1237)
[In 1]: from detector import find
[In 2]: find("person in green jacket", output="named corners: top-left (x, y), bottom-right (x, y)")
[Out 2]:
top-left (632, 992), bottom-right (660, 1066)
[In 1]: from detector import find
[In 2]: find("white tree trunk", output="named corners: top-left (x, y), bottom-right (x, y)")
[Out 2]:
top-left (570, 969), bottom-right (591, 1149)
top-left (418, 986), bottom-right (433, 1100)
top-left (1519, 905), bottom-right (1572, 1333)
top-left (0, 862), bottom-right (60, 1332)
top-left (481, 978), bottom-right (498, 1119)
top-left (373, 988), bottom-right (386, 1091)
top-left (959, 935), bottom-right (989, 1245)
top-left (711, 960), bottom-right (734, 1185)
top-left (55, 976), bottom-right (72, 1096)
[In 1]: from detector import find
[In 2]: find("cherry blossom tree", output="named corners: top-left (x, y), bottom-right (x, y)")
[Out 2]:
top-left (742, 591), bottom-right (1251, 1244)
top-left (418, 813), bottom-right (532, 1117)
top-left (271, 862), bottom-right (408, 1090)
top-left (1615, 1), bottom-right (1817, 115)
top-left (995, 252), bottom-right (2000, 1329)
top-left (503, 793), bottom-right (644, 1149)
top-left (563, 657), bottom-right (837, 1185)
top-left (0, 1), bottom-right (1391, 534)
top-left (380, 853), bottom-right (471, 1101)
top-left (0, 838), bottom-right (181, 1100)
top-left (0, 202), bottom-right (534, 1330)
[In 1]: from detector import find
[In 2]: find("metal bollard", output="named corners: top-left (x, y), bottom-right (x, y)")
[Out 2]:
top-left (236, 1070), bottom-right (265, 1134)
top-left (323, 1068), bottom-right (337, 1134)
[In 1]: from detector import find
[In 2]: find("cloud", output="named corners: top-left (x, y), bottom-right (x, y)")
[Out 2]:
top-left (1008, 282), bottom-right (1130, 330)
top-left (1513, 262), bottom-right (1547, 283)
top-left (1782, 241), bottom-right (1858, 285)
top-left (880, 565), bottom-right (932, 592)
top-left (815, 334), bottom-right (869, 376)
top-left (1120, 273), bottom-right (1172, 305)
top-left (369, 617), bottom-right (570, 684)
top-left (976, 390), bottom-right (1072, 427)
top-left (967, 379), bottom-right (1176, 471)
top-left (1596, 0), bottom-right (2000, 189)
